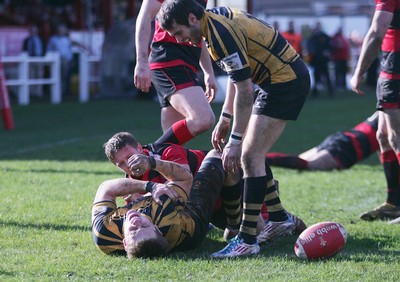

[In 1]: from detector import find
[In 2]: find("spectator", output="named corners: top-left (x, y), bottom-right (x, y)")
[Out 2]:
top-left (22, 24), bottom-right (45, 97)
top-left (46, 23), bottom-right (74, 97)
top-left (46, 23), bottom-right (90, 97)
top-left (331, 27), bottom-right (350, 90)
top-left (22, 25), bottom-right (44, 57)
top-left (307, 22), bottom-right (334, 97)
top-left (281, 20), bottom-right (303, 57)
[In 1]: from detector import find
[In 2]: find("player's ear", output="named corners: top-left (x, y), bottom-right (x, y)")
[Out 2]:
top-left (188, 13), bottom-right (197, 25)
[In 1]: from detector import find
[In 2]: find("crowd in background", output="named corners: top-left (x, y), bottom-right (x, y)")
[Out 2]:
top-left (276, 20), bottom-right (380, 98)
top-left (1, 2), bottom-right (380, 100)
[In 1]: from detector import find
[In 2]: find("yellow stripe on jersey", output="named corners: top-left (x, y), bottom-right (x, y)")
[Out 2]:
top-left (202, 7), bottom-right (300, 84)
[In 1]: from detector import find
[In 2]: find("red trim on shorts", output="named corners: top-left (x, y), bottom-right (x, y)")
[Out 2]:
top-left (380, 101), bottom-right (399, 109)
top-left (380, 71), bottom-right (400, 80)
top-left (149, 60), bottom-right (198, 73)
top-left (175, 81), bottom-right (197, 90)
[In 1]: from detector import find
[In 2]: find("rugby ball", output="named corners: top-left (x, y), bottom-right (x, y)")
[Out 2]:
top-left (294, 221), bottom-right (347, 260)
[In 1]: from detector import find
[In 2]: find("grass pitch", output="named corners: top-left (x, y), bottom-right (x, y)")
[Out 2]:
top-left (1, 90), bottom-right (400, 281)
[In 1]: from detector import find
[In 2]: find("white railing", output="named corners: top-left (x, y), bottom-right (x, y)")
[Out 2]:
top-left (1, 52), bottom-right (100, 105)
top-left (79, 52), bottom-right (101, 103)
top-left (2, 52), bottom-right (61, 105)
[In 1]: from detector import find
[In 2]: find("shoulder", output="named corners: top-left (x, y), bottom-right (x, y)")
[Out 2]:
top-left (92, 201), bottom-right (117, 218)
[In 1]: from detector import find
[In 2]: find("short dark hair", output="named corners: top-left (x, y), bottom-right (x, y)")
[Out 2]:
top-left (126, 235), bottom-right (169, 259)
top-left (103, 132), bottom-right (139, 162)
top-left (157, 0), bottom-right (205, 30)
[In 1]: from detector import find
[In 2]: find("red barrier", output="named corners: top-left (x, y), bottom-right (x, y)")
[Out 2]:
top-left (0, 57), bottom-right (15, 130)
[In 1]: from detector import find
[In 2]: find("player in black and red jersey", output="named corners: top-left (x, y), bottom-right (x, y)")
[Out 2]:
top-left (350, 0), bottom-right (400, 223)
top-left (266, 112), bottom-right (379, 171)
top-left (134, 0), bottom-right (216, 145)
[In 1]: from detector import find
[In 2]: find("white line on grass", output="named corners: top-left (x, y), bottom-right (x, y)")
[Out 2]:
top-left (0, 136), bottom-right (98, 157)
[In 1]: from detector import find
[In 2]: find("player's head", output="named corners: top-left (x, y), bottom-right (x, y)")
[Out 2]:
top-left (103, 132), bottom-right (144, 173)
top-left (104, 132), bottom-right (140, 161)
top-left (158, 0), bottom-right (204, 46)
top-left (123, 210), bottom-right (169, 258)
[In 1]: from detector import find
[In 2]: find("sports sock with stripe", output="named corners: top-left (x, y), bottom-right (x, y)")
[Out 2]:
top-left (155, 119), bottom-right (194, 145)
top-left (239, 176), bottom-right (267, 244)
top-left (381, 150), bottom-right (400, 205)
top-left (221, 181), bottom-right (243, 229)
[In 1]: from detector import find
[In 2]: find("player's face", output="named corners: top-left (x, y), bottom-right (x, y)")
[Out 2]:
top-left (123, 210), bottom-right (161, 247)
top-left (113, 145), bottom-right (142, 175)
top-left (167, 20), bottom-right (202, 46)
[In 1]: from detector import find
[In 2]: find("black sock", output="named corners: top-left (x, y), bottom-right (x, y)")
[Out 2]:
top-left (239, 176), bottom-right (267, 244)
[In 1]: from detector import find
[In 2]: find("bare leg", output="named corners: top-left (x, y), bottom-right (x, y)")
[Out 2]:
top-left (167, 86), bottom-right (215, 137)
top-left (300, 149), bottom-right (339, 170)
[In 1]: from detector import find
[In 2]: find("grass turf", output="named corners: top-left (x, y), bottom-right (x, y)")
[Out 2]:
top-left (1, 89), bottom-right (400, 281)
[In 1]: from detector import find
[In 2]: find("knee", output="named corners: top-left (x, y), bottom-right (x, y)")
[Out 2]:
top-left (190, 112), bottom-right (215, 133)
top-left (377, 128), bottom-right (389, 147)
top-left (388, 131), bottom-right (400, 152)
top-left (241, 151), bottom-right (257, 172)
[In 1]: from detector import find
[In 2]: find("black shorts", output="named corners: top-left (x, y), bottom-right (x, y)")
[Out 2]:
top-left (151, 65), bottom-right (202, 108)
top-left (253, 60), bottom-right (310, 120)
top-left (376, 77), bottom-right (400, 110)
top-left (317, 131), bottom-right (357, 169)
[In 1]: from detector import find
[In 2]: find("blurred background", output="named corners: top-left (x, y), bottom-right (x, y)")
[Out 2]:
top-left (0, 0), bottom-right (377, 104)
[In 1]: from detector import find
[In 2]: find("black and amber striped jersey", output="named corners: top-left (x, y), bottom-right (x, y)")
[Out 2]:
top-left (201, 7), bottom-right (301, 84)
top-left (92, 184), bottom-right (196, 255)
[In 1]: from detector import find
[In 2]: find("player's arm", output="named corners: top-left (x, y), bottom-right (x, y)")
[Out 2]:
top-left (95, 157), bottom-right (193, 203)
top-left (351, 10), bottom-right (393, 95)
top-left (231, 78), bottom-right (254, 139)
top-left (220, 78), bottom-right (253, 172)
top-left (134, 0), bottom-right (161, 92)
top-left (212, 77), bottom-right (235, 151)
top-left (221, 78), bottom-right (235, 118)
top-left (199, 41), bottom-right (217, 102)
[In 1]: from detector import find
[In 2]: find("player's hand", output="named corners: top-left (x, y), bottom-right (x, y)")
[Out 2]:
top-left (350, 73), bottom-right (366, 96)
top-left (128, 154), bottom-right (150, 176)
top-left (222, 142), bottom-right (242, 173)
top-left (151, 184), bottom-right (179, 205)
top-left (134, 63), bottom-right (152, 93)
top-left (211, 120), bottom-right (230, 152)
top-left (123, 194), bottom-right (140, 203)
top-left (204, 73), bottom-right (217, 102)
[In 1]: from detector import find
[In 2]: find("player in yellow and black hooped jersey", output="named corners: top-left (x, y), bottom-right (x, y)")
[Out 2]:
top-left (158, 0), bottom-right (310, 258)
top-left (92, 150), bottom-right (226, 257)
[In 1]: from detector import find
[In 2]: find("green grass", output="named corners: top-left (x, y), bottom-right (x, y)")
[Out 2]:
top-left (1, 90), bottom-right (400, 281)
